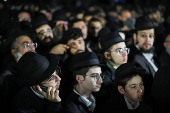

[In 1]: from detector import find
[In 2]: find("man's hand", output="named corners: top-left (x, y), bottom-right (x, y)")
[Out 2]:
top-left (37, 85), bottom-right (61, 102)
top-left (50, 44), bottom-right (69, 55)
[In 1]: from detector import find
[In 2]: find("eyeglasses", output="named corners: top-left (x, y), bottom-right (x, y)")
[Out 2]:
top-left (38, 30), bottom-right (53, 36)
top-left (110, 48), bottom-right (130, 55)
top-left (23, 42), bottom-right (38, 50)
top-left (83, 73), bottom-right (104, 82)
top-left (41, 67), bottom-right (61, 84)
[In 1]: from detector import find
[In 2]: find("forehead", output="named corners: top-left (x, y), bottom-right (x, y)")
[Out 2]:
top-left (35, 24), bottom-right (51, 33)
top-left (73, 21), bottom-right (86, 27)
top-left (138, 29), bottom-right (154, 34)
top-left (110, 42), bottom-right (126, 49)
top-left (86, 66), bottom-right (101, 74)
top-left (67, 37), bottom-right (84, 44)
top-left (17, 35), bottom-right (32, 43)
top-left (90, 21), bottom-right (102, 27)
top-left (126, 75), bottom-right (142, 85)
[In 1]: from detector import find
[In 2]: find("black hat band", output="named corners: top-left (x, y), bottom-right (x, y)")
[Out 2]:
top-left (73, 59), bottom-right (99, 68)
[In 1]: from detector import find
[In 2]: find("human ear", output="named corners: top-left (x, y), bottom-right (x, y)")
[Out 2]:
top-left (118, 86), bottom-right (125, 94)
top-left (163, 42), bottom-right (167, 48)
top-left (133, 33), bottom-right (137, 44)
top-left (104, 52), bottom-right (111, 60)
top-left (76, 75), bottom-right (83, 84)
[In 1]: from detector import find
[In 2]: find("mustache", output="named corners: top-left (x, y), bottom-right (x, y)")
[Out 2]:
top-left (143, 42), bottom-right (151, 46)
top-left (75, 49), bottom-right (84, 54)
top-left (43, 36), bottom-right (53, 41)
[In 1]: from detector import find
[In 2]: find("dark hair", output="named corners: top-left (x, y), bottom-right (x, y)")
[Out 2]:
top-left (61, 28), bottom-right (83, 44)
top-left (73, 66), bottom-right (91, 85)
top-left (117, 72), bottom-right (142, 89)
top-left (88, 17), bottom-right (101, 27)
top-left (69, 18), bottom-right (85, 28)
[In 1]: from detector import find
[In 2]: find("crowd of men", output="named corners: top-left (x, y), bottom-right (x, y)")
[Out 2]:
top-left (0, 1), bottom-right (170, 113)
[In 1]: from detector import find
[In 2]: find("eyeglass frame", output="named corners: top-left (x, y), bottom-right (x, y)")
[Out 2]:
top-left (82, 73), bottom-right (104, 82)
top-left (22, 42), bottom-right (38, 50)
top-left (109, 47), bottom-right (130, 55)
top-left (38, 30), bottom-right (53, 36)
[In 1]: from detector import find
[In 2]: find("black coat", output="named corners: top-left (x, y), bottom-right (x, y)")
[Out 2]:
top-left (93, 66), bottom-right (119, 113)
top-left (61, 91), bottom-right (92, 113)
top-left (13, 87), bottom-right (62, 113)
top-left (158, 50), bottom-right (170, 66)
top-left (102, 94), bottom-right (153, 113)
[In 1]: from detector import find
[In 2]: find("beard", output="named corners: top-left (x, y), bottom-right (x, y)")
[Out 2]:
top-left (139, 47), bottom-right (153, 53)
top-left (16, 52), bottom-right (22, 62)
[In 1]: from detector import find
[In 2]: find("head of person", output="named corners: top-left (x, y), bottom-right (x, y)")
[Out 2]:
top-left (88, 17), bottom-right (102, 38)
top-left (52, 10), bottom-right (68, 34)
top-left (71, 52), bottom-right (104, 92)
top-left (5, 28), bottom-right (37, 62)
top-left (149, 8), bottom-right (161, 23)
top-left (70, 18), bottom-right (88, 40)
top-left (114, 63), bottom-right (146, 107)
top-left (163, 33), bottom-right (170, 53)
top-left (99, 30), bottom-right (129, 68)
top-left (130, 16), bottom-right (156, 53)
top-left (119, 10), bottom-right (131, 22)
top-left (83, 11), bottom-right (93, 26)
top-left (18, 11), bottom-right (31, 22)
top-left (62, 28), bottom-right (85, 55)
top-left (32, 15), bottom-right (54, 46)
top-left (17, 52), bottom-right (61, 92)
top-left (39, 5), bottom-right (52, 21)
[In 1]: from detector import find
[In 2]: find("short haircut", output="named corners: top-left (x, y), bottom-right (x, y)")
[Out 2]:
top-left (88, 17), bottom-right (101, 26)
top-left (69, 18), bottom-right (85, 28)
top-left (117, 72), bottom-right (142, 89)
top-left (73, 66), bottom-right (91, 85)
top-left (61, 28), bottom-right (83, 44)
top-left (10, 38), bottom-right (19, 51)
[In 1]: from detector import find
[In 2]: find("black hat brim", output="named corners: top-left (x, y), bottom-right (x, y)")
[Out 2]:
top-left (129, 26), bottom-right (157, 34)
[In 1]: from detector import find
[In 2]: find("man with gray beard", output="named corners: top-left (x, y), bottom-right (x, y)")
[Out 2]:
top-left (0, 28), bottom-right (37, 112)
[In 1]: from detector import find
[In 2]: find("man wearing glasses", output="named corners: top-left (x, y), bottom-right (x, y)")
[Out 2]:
top-left (128, 16), bottom-right (160, 98)
top-left (13, 52), bottom-right (62, 113)
top-left (0, 28), bottom-right (37, 112)
top-left (61, 52), bottom-right (104, 113)
top-left (94, 29), bottom-right (129, 112)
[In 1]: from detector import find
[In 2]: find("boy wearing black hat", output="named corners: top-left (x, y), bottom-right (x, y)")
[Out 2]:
top-left (128, 15), bottom-right (160, 97)
top-left (102, 63), bottom-right (153, 113)
top-left (13, 52), bottom-right (62, 113)
top-left (93, 29), bottom-right (129, 112)
top-left (61, 52), bottom-right (104, 113)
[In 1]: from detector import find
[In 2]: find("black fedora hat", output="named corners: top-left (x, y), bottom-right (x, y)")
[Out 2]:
top-left (113, 63), bottom-right (146, 86)
top-left (99, 30), bottom-right (125, 53)
top-left (17, 52), bottom-right (59, 86)
top-left (1, 28), bottom-right (37, 54)
top-left (129, 16), bottom-right (157, 33)
top-left (70, 52), bottom-right (106, 71)
top-left (31, 14), bottom-right (49, 30)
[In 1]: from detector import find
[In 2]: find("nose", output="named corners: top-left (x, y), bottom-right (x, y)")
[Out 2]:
top-left (97, 76), bottom-right (103, 84)
top-left (29, 44), bottom-right (35, 52)
top-left (137, 86), bottom-right (144, 93)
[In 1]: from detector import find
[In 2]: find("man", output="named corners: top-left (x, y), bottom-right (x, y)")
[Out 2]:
top-left (61, 52), bottom-right (104, 113)
top-left (13, 52), bottom-right (62, 113)
top-left (70, 18), bottom-right (88, 40)
top-left (159, 32), bottom-right (170, 66)
top-left (32, 15), bottom-right (55, 55)
top-left (87, 17), bottom-right (103, 53)
top-left (102, 63), bottom-right (153, 112)
top-left (51, 10), bottom-right (68, 42)
top-left (128, 16), bottom-right (160, 97)
top-left (94, 29), bottom-right (129, 112)
top-left (0, 28), bottom-right (37, 112)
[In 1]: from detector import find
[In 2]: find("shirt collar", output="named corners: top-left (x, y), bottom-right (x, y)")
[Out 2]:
top-left (107, 62), bottom-right (117, 71)
top-left (124, 96), bottom-right (140, 110)
top-left (30, 86), bottom-right (45, 99)
top-left (73, 88), bottom-right (93, 107)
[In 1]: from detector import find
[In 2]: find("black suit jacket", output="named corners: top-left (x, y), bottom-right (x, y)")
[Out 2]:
top-left (159, 50), bottom-right (170, 66)
top-left (13, 87), bottom-right (62, 113)
top-left (102, 94), bottom-right (153, 113)
top-left (61, 91), bottom-right (92, 113)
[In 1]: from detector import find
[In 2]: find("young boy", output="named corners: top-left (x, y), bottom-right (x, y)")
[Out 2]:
top-left (102, 63), bottom-right (153, 113)
top-left (61, 52), bottom-right (105, 113)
